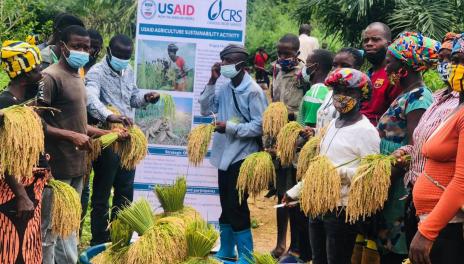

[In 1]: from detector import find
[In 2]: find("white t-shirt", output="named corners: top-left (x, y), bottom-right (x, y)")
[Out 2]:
top-left (298, 34), bottom-right (320, 62)
top-left (287, 116), bottom-right (380, 206)
top-left (316, 90), bottom-right (338, 132)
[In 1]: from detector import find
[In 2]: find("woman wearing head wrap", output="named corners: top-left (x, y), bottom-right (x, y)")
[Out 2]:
top-left (436, 32), bottom-right (458, 82)
top-left (408, 34), bottom-right (464, 264)
top-left (375, 32), bottom-right (438, 263)
top-left (285, 68), bottom-right (380, 264)
top-left (0, 40), bottom-right (50, 263)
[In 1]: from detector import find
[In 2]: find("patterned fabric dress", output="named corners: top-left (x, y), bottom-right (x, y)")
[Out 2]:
top-left (376, 86), bottom-right (433, 255)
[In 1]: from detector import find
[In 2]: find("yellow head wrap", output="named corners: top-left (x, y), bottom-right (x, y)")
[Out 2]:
top-left (1, 40), bottom-right (42, 78)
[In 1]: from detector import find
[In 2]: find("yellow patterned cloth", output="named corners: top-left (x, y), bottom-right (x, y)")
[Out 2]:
top-left (1, 40), bottom-right (42, 78)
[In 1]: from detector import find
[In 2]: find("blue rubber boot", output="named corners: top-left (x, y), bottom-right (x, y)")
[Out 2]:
top-left (215, 224), bottom-right (237, 263)
top-left (233, 229), bottom-right (254, 264)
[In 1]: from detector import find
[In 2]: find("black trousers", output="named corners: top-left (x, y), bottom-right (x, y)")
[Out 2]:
top-left (90, 148), bottom-right (135, 245)
top-left (218, 160), bottom-right (251, 232)
top-left (429, 223), bottom-right (464, 264)
top-left (309, 209), bottom-right (358, 264)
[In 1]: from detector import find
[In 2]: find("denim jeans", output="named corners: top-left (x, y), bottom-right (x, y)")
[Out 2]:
top-left (42, 176), bottom-right (84, 264)
top-left (79, 175), bottom-right (91, 236)
top-left (309, 209), bottom-right (358, 264)
top-left (90, 148), bottom-right (135, 245)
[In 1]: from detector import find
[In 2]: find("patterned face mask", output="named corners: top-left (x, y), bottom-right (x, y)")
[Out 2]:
top-left (449, 64), bottom-right (464, 92)
top-left (437, 61), bottom-right (451, 82)
top-left (333, 94), bottom-right (357, 114)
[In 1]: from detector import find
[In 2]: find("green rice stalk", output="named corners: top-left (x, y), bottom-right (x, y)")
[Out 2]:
top-left (276, 121), bottom-right (303, 167)
top-left (247, 252), bottom-right (278, 264)
top-left (187, 124), bottom-right (215, 166)
top-left (117, 198), bottom-right (155, 235)
top-left (300, 155), bottom-right (341, 218)
top-left (159, 94), bottom-right (176, 119)
top-left (113, 126), bottom-right (148, 170)
top-left (100, 132), bottom-right (119, 149)
top-left (346, 154), bottom-right (395, 223)
top-left (182, 257), bottom-right (221, 264)
top-left (110, 218), bottom-right (133, 250)
top-left (154, 176), bottom-right (187, 213)
top-left (0, 105), bottom-right (44, 180)
top-left (237, 151), bottom-right (276, 202)
top-left (185, 219), bottom-right (219, 258)
top-left (48, 179), bottom-right (82, 238)
top-left (263, 102), bottom-right (288, 138)
top-left (296, 134), bottom-right (322, 180)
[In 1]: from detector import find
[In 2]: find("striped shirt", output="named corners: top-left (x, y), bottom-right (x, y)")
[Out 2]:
top-left (298, 83), bottom-right (329, 126)
top-left (400, 88), bottom-right (459, 186)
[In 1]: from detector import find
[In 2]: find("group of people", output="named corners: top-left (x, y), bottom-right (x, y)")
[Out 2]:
top-left (0, 13), bottom-right (159, 264)
top-left (202, 22), bottom-right (464, 264)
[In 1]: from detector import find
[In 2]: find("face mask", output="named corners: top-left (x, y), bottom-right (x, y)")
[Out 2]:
top-left (278, 58), bottom-right (298, 72)
top-left (302, 63), bottom-right (317, 82)
top-left (448, 64), bottom-right (464, 92)
top-left (365, 47), bottom-right (387, 65)
top-left (109, 52), bottom-right (130, 71)
top-left (221, 61), bottom-right (243, 79)
top-left (333, 94), bottom-right (358, 114)
top-left (63, 43), bottom-right (89, 69)
top-left (437, 61), bottom-right (451, 82)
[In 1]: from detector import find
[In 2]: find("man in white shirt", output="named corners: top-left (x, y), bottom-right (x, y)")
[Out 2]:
top-left (298, 24), bottom-right (319, 62)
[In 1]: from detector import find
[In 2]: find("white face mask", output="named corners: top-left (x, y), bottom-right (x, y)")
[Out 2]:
top-left (302, 63), bottom-right (317, 82)
top-left (220, 61), bottom-right (243, 78)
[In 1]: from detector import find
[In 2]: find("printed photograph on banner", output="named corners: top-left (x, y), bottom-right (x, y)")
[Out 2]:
top-left (137, 40), bottom-right (196, 92)
top-left (135, 95), bottom-right (193, 146)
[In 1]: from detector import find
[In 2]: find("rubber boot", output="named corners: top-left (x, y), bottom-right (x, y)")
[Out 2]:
top-left (361, 240), bottom-right (380, 264)
top-left (215, 224), bottom-right (237, 262)
top-left (351, 235), bottom-right (365, 264)
top-left (234, 229), bottom-right (254, 264)
top-left (271, 205), bottom-right (288, 258)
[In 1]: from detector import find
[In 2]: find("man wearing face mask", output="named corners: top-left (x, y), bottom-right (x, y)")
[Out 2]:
top-left (361, 22), bottom-right (402, 126)
top-left (85, 34), bottom-right (159, 245)
top-left (84, 29), bottom-right (103, 74)
top-left (39, 25), bottom-right (112, 264)
top-left (199, 44), bottom-right (267, 264)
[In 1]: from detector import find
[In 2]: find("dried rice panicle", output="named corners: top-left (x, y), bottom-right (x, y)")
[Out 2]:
top-left (346, 154), bottom-right (394, 223)
top-left (160, 94), bottom-right (176, 119)
top-left (276, 121), bottom-right (303, 167)
top-left (163, 206), bottom-right (202, 225)
top-left (106, 105), bottom-right (124, 130)
top-left (182, 257), bottom-right (221, 264)
top-left (263, 102), bottom-right (288, 138)
top-left (117, 198), bottom-right (155, 236)
top-left (113, 126), bottom-right (148, 170)
top-left (187, 124), bottom-right (214, 166)
top-left (91, 248), bottom-right (113, 264)
top-left (185, 219), bottom-right (219, 258)
top-left (250, 252), bottom-right (278, 264)
top-left (154, 176), bottom-right (187, 213)
top-left (402, 259), bottom-right (412, 264)
top-left (0, 105), bottom-right (44, 180)
top-left (296, 134), bottom-right (322, 180)
top-left (237, 151), bottom-right (276, 202)
top-left (110, 218), bottom-right (132, 250)
top-left (300, 155), bottom-right (341, 218)
top-left (48, 179), bottom-right (82, 238)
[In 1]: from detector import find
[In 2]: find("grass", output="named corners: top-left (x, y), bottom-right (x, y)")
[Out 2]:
top-left (0, 71), bottom-right (9, 92)
top-left (136, 61), bottom-right (194, 92)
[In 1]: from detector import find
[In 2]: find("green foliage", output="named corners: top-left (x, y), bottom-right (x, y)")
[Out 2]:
top-left (0, 71), bottom-right (9, 92)
top-left (423, 69), bottom-right (445, 92)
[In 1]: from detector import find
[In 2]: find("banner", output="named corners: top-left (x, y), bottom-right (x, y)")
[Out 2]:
top-left (134, 0), bottom-right (248, 226)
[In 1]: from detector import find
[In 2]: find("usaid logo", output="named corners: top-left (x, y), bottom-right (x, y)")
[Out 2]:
top-left (208, 0), bottom-right (243, 22)
top-left (141, 0), bottom-right (156, 19)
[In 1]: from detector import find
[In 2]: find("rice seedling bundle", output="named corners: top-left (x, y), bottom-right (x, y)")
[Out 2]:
top-left (0, 105), bottom-right (44, 180)
top-left (113, 126), bottom-right (148, 170)
top-left (110, 218), bottom-right (132, 250)
top-left (262, 102), bottom-right (288, 138)
top-left (296, 134), bottom-right (323, 180)
top-left (154, 176), bottom-right (187, 213)
top-left (346, 154), bottom-right (395, 223)
top-left (276, 121), bottom-right (303, 167)
top-left (185, 219), bottom-right (219, 258)
top-left (117, 198), bottom-right (155, 236)
top-left (160, 94), bottom-right (176, 119)
top-left (92, 244), bottom-right (130, 264)
top-left (187, 124), bottom-right (215, 166)
top-left (183, 258), bottom-right (221, 264)
top-left (48, 179), bottom-right (82, 237)
top-left (237, 151), bottom-right (275, 202)
top-left (300, 155), bottom-right (341, 218)
top-left (249, 252), bottom-right (278, 264)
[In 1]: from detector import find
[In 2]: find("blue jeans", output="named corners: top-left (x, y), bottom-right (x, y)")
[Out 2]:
top-left (90, 148), bottom-right (135, 245)
top-left (41, 176), bottom-right (84, 264)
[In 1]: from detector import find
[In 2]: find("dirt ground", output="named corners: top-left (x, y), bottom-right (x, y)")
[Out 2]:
top-left (249, 193), bottom-right (281, 253)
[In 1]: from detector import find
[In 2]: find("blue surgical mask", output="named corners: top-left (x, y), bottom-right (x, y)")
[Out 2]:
top-left (221, 61), bottom-right (243, 79)
top-left (437, 61), bottom-right (450, 82)
top-left (63, 43), bottom-right (89, 69)
top-left (302, 63), bottom-right (317, 82)
top-left (109, 49), bottom-right (130, 71)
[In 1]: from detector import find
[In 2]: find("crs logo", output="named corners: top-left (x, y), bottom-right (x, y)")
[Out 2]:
top-left (141, 0), bottom-right (156, 19)
top-left (208, 0), bottom-right (243, 22)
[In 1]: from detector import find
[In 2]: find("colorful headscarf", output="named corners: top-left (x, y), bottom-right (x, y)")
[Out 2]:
top-left (451, 34), bottom-right (464, 55)
top-left (440, 32), bottom-right (458, 51)
top-left (324, 68), bottom-right (372, 101)
top-left (387, 32), bottom-right (441, 72)
top-left (1, 40), bottom-right (42, 78)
